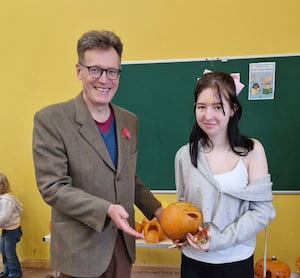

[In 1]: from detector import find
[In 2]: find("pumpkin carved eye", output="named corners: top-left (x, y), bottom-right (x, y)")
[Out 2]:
top-left (186, 212), bottom-right (201, 218)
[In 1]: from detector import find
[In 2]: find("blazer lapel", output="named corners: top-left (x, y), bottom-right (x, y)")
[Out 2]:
top-left (74, 94), bottom-right (116, 171)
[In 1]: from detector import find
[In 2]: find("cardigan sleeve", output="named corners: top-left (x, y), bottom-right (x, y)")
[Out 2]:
top-left (209, 176), bottom-right (276, 251)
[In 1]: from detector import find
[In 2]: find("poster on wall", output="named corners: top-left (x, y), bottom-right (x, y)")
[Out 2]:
top-left (248, 62), bottom-right (276, 100)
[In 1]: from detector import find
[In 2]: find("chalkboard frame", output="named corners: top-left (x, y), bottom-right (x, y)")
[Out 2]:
top-left (114, 54), bottom-right (300, 193)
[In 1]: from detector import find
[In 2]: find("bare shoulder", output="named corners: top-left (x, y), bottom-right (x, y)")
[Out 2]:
top-left (245, 138), bottom-right (269, 182)
top-left (236, 138), bottom-right (266, 160)
top-left (251, 138), bottom-right (266, 156)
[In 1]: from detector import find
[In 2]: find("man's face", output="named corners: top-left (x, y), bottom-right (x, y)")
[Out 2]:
top-left (76, 47), bottom-right (121, 109)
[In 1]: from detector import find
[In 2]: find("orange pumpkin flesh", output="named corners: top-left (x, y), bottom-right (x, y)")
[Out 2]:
top-left (159, 202), bottom-right (202, 241)
top-left (135, 221), bottom-right (143, 233)
top-left (141, 217), bottom-right (149, 229)
top-left (254, 256), bottom-right (291, 278)
top-left (144, 229), bottom-right (159, 243)
top-left (143, 219), bottom-right (165, 243)
top-left (296, 256), bottom-right (300, 275)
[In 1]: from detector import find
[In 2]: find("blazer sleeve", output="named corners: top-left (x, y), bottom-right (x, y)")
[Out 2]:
top-left (134, 176), bottom-right (161, 220)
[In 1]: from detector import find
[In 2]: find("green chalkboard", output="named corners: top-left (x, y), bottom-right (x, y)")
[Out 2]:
top-left (114, 55), bottom-right (300, 191)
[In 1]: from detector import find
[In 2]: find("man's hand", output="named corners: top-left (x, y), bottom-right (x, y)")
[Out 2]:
top-left (154, 206), bottom-right (163, 221)
top-left (107, 204), bottom-right (144, 239)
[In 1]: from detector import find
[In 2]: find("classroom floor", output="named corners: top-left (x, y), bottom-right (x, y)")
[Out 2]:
top-left (12, 267), bottom-right (300, 278)
top-left (21, 267), bottom-right (180, 278)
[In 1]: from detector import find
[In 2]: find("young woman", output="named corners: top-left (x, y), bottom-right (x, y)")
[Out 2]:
top-left (175, 71), bottom-right (275, 278)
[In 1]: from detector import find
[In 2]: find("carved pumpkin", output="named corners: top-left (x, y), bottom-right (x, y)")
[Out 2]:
top-left (296, 256), bottom-right (300, 274)
top-left (135, 221), bottom-right (143, 233)
top-left (143, 219), bottom-right (165, 243)
top-left (159, 201), bottom-right (202, 241)
top-left (254, 256), bottom-right (291, 278)
top-left (141, 217), bottom-right (150, 228)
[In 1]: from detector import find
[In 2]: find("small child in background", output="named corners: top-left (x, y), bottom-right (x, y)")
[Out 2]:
top-left (0, 173), bottom-right (23, 278)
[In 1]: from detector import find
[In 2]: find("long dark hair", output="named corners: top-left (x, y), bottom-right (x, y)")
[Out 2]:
top-left (189, 71), bottom-right (253, 167)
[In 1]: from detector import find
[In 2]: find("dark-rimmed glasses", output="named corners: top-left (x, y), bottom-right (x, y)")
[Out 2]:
top-left (80, 64), bottom-right (121, 80)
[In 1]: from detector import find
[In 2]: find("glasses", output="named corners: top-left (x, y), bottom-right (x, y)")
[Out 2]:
top-left (80, 64), bottom-right (121, 80)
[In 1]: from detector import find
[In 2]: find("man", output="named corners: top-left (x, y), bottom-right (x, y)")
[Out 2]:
top-left (33, 30), bottom-right (162, 278)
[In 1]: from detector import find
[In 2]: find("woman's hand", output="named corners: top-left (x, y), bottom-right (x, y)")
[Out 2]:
top-left (186, 225), bottom-right (210, 252)
top-left (168, 239), bottom-right (187, 250)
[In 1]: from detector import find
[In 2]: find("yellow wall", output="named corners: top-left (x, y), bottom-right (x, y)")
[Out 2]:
top-left (0, 0), bottom-right (299, 272)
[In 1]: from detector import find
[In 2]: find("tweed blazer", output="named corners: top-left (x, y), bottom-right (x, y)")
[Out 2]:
top-left (33, 93), bottom-right (161, 277)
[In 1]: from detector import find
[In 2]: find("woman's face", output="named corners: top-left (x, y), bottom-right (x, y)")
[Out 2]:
top-left (195, 87), bottom-right (234, 140)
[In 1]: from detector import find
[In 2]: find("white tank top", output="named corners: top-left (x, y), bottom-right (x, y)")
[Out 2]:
top-left (183, 158), bottom-right (254, 264)
top-left (214, 157), bottom-right (248, 191)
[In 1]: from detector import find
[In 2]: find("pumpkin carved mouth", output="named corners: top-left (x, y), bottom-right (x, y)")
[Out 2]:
top-left (143, 219), bottom-right (165, 243)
